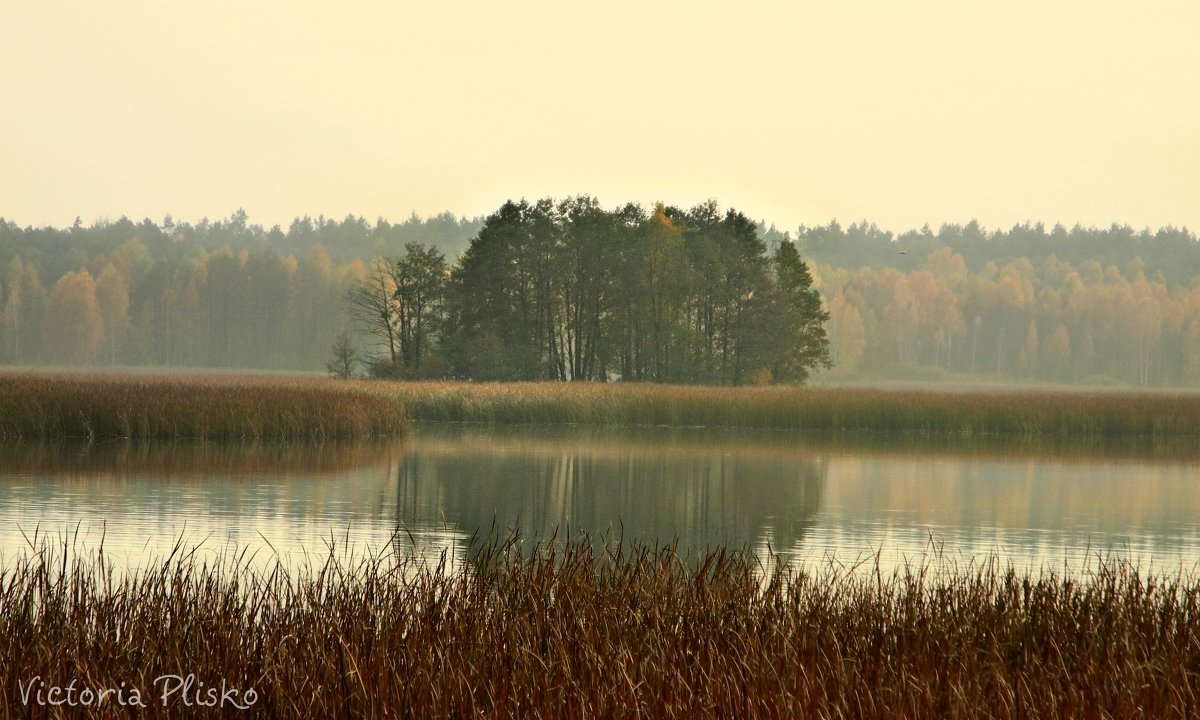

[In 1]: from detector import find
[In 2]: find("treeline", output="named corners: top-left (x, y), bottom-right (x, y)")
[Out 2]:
top-left (1, 243), bottom-right (352, 369)
top-left (799, 219), bottom-right (1199, 287)
top-left (350, 197), bottom-right (830, 384)
top-left (0, 209), bottom-right (480, 279)
top-left (5, 208), bottom-right (1200, 386)
top-left (821, 248), bottom-right (1200, 385)
top-left (0, 210), bottom-right (480, 370)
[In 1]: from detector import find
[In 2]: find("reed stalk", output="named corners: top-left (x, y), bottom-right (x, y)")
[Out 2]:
top-left (385, 380), bottom-right (1200, 441)
top-left (1, 534), bottom-right (1197, 718)
top-left (0, 372), bottom-right (409, 441)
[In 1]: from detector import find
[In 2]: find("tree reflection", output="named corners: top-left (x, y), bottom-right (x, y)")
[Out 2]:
top-left (394, 426), bottom-right (828, 561)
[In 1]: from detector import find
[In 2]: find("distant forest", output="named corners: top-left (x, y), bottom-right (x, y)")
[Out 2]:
top-left (2, 208), bottom-right (1198, 386)
top-left (0, 211), bottom-right (480, 371)
top-left (800, 220), bottom-right (1200, 386)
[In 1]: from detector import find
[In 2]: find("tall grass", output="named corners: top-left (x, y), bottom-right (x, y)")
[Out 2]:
top-left (1, 535), bottom-right (1197, 718)
top-left (386, 380), bottom-right (1200, 440)
top-left (0, 372), bottom-right (409, 441)
top-left (5, 372), bottom-right (1199, 442)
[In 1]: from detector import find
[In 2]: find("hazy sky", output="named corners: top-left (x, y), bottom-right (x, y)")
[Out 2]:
top-left (3, 0), bottom-right (1197, 234)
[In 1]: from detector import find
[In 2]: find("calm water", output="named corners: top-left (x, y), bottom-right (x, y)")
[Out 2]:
top-left (1, 425), bottom-right (1198, 575)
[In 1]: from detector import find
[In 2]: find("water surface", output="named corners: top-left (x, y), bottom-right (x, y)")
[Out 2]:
top-left (1, 425), bottom-right (1197, 575)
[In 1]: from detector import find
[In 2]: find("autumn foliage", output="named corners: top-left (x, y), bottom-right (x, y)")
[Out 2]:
top-left (812, 226), bottom-right (1200, 386)
top-left (3, 212), bottom-right (1200, 387)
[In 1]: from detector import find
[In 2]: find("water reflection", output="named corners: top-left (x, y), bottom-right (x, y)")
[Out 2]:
top-left (396, 426), bottom-right (827, 560)
top-left (0, 439), bottom-right (418, 570)
top-left (0, 426), bottom-right (1197, 575)
top-left (804, 451), bottom-right (1200, 574)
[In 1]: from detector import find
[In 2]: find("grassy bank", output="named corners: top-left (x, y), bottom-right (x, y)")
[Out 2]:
top-left (387, 380), bottom-right (1200, 440)
top-left (1, 538), bottom-right (1197, 718)
top-left (0, 372), bottom-right (409, 441)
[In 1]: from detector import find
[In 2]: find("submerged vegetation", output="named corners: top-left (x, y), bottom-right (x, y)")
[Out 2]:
top-left (1, 536), bottom-right (1197, 718)
top-left (387, 380), bottom-right (1200, 441)
top-left (0, 372), bottom-right (409, 441)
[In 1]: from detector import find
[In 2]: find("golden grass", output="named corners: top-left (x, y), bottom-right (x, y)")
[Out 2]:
top-left (5, 371), bottom-right (1199, 443)
top-left (385, 380), bottom-right (1200, 440)
top-left (2, 535), bottom-right (1197, 718)
top-left (0, 372), bottom-right (409, 441)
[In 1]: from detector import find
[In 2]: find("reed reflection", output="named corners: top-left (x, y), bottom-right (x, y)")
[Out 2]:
top-left (0, 439), bottom-right (409, 569)
top-left (3, 428), bottom-right (1197, 577)
top-left (0, 438), bottom-right (405, 478)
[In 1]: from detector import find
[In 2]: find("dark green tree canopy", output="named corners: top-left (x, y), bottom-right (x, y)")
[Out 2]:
top-left (429, 197), bottom-right (831, 384)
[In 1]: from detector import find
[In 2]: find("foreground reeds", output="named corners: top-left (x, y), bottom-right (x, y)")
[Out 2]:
top-left (386, 380), bottom-right (1200, 441)
top-left (0, 372), bottom-right (409, 441)
top-left (1, 536), bottom-right (1197, 718)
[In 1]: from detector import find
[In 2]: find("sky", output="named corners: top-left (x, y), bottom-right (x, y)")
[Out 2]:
top-left (2, 0), bottom-right (1197, 235)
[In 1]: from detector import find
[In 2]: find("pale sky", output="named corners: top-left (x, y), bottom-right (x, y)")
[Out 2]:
top-left (2, 0), bottom-right (1197, 234)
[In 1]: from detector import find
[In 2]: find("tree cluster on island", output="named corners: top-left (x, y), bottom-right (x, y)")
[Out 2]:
top-left (345, 197), bottom-right (831, 385)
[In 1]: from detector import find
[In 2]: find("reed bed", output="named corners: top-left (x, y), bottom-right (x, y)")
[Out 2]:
top-left (0, 372), bottom-right (409, 441)
top-left (1, 536), bottom-right (1197, 718)
top-left (386, 380), bottom-right (1200, 441)
top-left (5, 372), bottom-right (1198, 442)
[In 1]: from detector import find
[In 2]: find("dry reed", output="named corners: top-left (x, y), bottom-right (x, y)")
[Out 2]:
top-left (386, 380), bottom-right (1200, 441)
top-left (5, 372), bottom-right (1197, 442)
top-left (1, 534), bottom-right (1197, 718)
top-left (0, 372), bottom-right (409, 441)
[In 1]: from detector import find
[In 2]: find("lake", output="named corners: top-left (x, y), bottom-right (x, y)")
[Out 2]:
top-left (2, 424), bottom-right (1198, 575)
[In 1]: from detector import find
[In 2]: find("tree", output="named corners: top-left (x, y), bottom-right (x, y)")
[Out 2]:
top-left (2, 258), bottom-right (48, 364)
top-left (1, 259), bottom-right (23, 363)
top-left (1043, 324), bottom-right (1071, 379)
top-left (282, 246), bottom-right (344, 370)
top-left (1017, 320), bottom-right (1039, 374)
top-left (760, 240), bottom-right (831, 382)
top-left (556, 195), bottom-right (619, 381)
top-left (1184, 317), bottom-right (1200, 385)
top-left (202, 249), bottom-right (244, 366)
top-left (45, 270), bottom-right (104, 364)
top-left (606, 203), bottom-right (650, 381)
top-left (163, 274), bottom-right (202, 366)
top-left (678, 204), bottom-right (773, 384)
top-left (243, 250), bottom-right (293, 367)
top-left (95, 262), bottom-right (130, 365)
top-left (443, 200), bottom-right (557, 380)
top-left (881, 274), bottom-right (920, 365)
top-left (391, 242), bottom-right (447, 371)
top-left (345, 259), bottom-right (400, 373)
top-left (639, 204), bottom-right (688, 382)
top-left (326, 331), bottom-right (358, 378)
top-left (437, 197), bottom-right (831, 385)
top-left (828, 293), bottom-right (866, 373)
